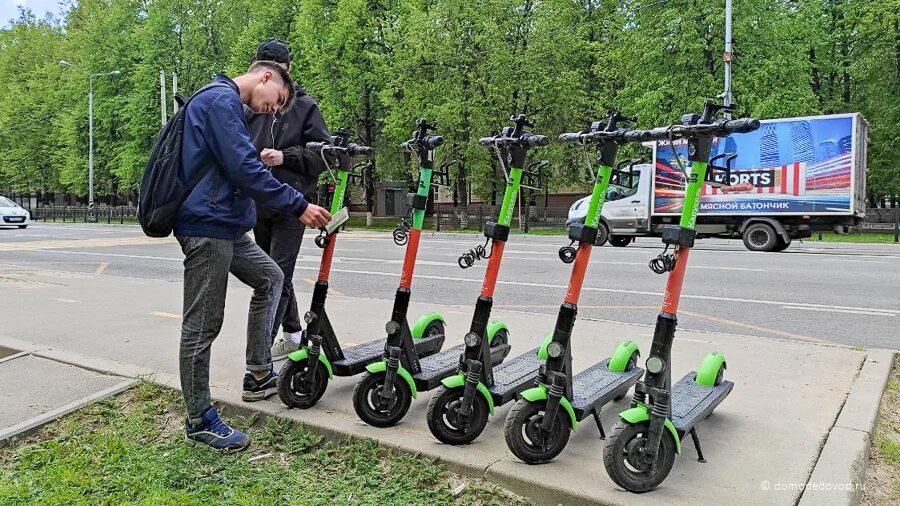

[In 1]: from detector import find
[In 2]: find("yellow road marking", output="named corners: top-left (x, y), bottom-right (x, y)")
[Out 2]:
top-left (94, 263), bottom-right (110, 275)
top-left (679, 310), bottom-right (832, 344)
top-left (55, 298), bottom-right (79, 303)
top-left (302, 277), bottom-right (342, 296)
top-left (151, 311), bottom-right (182, 319)
top-left (0, 236), bottom-right (172, 252)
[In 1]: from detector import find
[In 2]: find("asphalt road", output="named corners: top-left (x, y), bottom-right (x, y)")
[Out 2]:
top-left (2, 222), bottom-right (899, 349)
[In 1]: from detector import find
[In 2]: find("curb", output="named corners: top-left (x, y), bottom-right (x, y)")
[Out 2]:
top-left (798, 348), bottom-right (895, 506)
top-left (0, 378), bottom-right (135, 447)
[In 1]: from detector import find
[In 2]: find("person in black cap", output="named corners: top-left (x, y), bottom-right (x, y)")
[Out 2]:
top-left (247, 38), bottom-right (331, 361)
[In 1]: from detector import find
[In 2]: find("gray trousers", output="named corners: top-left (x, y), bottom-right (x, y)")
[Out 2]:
top-left (178, 234), bottom-right (284, 423)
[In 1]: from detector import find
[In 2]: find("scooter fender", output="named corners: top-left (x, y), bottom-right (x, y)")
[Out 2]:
top-left (440, 373), bottom-right (495, 415)
top-left (519, 385), bottom-right (577, 432)
top-left (607, 340), bottom-right (640, 373)
top-left (695, 351), bottom-right (727, 387)
top-left (365, 361), bottom-right (417, 399)
top-left (537, 333), bottom-right (554, 360)
top-left (486, 321), bottom-right (508, 345)
top-left (618, 405), bottom-right (681, 454)
top-left (411, 312), bottom-right (446, 339)
top-left (287, 347), bottom-right (334, 379)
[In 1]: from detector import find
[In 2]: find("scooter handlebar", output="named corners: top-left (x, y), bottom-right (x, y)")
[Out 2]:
top-left (521, 133), bottom-right (549, 147)
top-left (400, 135), bottom-right (444, 152)
top-left (305, 141), bottom-right (330, 152)
top-left (723, 118), bottom-right (760, 134)
top-left (557, 132), bottom-right (584, 144)
top-left (347, 144), bottom-right (373, 156)
top-left (479, 134), bottom-right (548, 148)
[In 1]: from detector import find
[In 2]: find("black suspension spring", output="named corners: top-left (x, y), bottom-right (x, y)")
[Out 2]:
top-left (547, 381), bottom-right (565, 399)
top-left (386, 354), bottom-right (400, 370)
top-left (649, 245), bottom-right (678, 274)
top-left (558, 241), bottom-right (577, 264)
top-left (632, 389), bottom-right (646, 406)
top-left (651, 395), bottom-right (669, 418)
top-left (393, 215), bottom-right (412, 246)
top-left (315, 230), bottom-right (330, 249)
top-left (466, 365), bottom-right (481, 384)
top-left (458, 237), bottom-right (492, 269)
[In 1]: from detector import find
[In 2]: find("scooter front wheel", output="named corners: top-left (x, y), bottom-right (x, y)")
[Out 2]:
top-left (352, 371), bottom-right (412, 427)
top-left (602, 420), bottom-right (677, 493)
top-left (426, 385), bottom-right (490, 445)
top-left (277, 357), bottom-right (329, 409)
top-left (504, 399), bottom-right (571, 464)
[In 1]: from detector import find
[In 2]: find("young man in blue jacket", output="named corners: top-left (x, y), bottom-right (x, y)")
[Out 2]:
top-left (176, 60), bottom-right (331, 452)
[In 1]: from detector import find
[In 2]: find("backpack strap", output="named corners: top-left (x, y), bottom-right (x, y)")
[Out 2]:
top-left (180, 82), bottom-right (234, 189)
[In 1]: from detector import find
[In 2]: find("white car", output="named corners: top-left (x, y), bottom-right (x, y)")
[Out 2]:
top-left (0, 196), bottom-right (31, 229)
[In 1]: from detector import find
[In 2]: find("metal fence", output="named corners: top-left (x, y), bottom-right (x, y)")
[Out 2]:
top-left (432, 205), bottom-right (570, 231)
top-left (31, 206), bottom-right (138, 224)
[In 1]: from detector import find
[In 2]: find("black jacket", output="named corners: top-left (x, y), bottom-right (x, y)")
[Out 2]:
top-left (247, 85), bottom-right (330, 207)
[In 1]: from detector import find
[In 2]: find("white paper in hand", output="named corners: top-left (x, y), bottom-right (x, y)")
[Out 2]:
top-left (324, 207), bottom-right (349, 234)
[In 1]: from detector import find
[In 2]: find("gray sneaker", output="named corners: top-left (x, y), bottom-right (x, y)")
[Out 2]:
top-left (271, 333), bottom-right (301, 361)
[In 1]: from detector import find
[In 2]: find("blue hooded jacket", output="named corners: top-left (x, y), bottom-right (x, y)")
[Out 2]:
top-left (175, 75), bottom-right (308, 240)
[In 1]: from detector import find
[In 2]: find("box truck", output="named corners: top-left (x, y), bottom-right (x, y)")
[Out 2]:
top-left (567, 113), bottom-right (868, 251)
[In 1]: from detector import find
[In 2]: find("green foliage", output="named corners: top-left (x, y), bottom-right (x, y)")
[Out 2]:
top-left (0, 0), bottom-right (896, 200)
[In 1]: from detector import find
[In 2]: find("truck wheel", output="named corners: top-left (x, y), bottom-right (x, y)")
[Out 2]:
top-left (742, 223), bottom-right (777, 252)
top-left (594, 223), bottom-right (609, 246)
top-left (773, 237), bottom-right (792, 252)
top-left (609, 235), bottom-right (633, 247)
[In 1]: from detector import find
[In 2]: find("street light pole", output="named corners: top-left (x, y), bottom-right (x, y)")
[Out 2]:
top-left (60, 62), bottom-right (120, 222)
top-left (724, 0), bottom-right (734, 119)
top-left (88, 75), bottom-right (94, 219)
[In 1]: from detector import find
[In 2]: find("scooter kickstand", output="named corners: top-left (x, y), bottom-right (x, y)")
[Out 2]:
top-left (592, 410), bottom-right (606, 440)
top-left (689, 428), bottom-right (707, 463)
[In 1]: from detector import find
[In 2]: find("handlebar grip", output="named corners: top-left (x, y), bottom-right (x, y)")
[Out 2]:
top-left (644, 127), bottom-right (675, 142)
top-left (621, 129), bottom-right (652, 143)
top-left (478, 137), bottom-right (495, 146)
top-left (423, 135), bottom-right (444, 150)
top-left (306, 141), bottom-right (329, 152)
top-left (348, 144), bottom-right (373, 156)
top-left (557, 132), bottom-right (583, 144)
top-left (723, 118), bottom-right (760, 134)
top-left (522, 133), bottom-right (549, 147)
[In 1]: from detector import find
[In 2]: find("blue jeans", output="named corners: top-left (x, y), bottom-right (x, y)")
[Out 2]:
top-left (177, 234), bottom-right (284, 423)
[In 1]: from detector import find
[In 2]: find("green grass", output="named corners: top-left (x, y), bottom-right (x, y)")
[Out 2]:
top-left (0, 382), bottom-right (528, 506)
top-left (805, 232), bottom-right (899, 244)
top-left (862, 362), bottom-right (900, 504)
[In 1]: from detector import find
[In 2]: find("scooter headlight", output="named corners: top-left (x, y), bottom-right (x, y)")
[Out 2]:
top-left (303, 311), bottom-right (316, 324)
top-left (646, 356), bottom-right (665, 374)
top-left (464, 332), bottom-right (480, 347)
top-left (547, 342), bottom-right (564, 359)
top-left (385, 321), bottom-right (400, 335)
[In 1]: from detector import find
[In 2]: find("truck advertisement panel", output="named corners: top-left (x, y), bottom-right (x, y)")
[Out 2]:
top-left (652, 114), bottom-right (861, 216)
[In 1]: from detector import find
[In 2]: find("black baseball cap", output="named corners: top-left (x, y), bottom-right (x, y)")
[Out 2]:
top-left (255, 39), bottom-right (291, 65)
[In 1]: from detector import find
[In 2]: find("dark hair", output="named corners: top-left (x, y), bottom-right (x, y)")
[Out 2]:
top-left (248, 60), bottom-right (296, 111)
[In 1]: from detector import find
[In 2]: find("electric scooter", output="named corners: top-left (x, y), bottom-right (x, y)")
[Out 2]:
top-left (423, 116), bottom-right (553, 444)
top-left (277, 125), bottom-right (448, 409)
top-left (352, 114), bottom-right (546, 428)
top-left (602, 101), bottom-right (759, 492)
top-left (502, 112), bottom-right (648, 464)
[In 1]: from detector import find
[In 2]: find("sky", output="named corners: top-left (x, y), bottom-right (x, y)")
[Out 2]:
top-left (2, 0), bottom-right (61, 27)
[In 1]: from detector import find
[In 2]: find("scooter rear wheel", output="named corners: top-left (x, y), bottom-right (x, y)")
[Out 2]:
top-left (277, 357), bottom-right (329, 409)
top-left (602, 420), bottom-right (677, 493)
top-left (352, 371), bottom-right (412, 427)
top-left (426, 385), bottom-right (490, 445)
top-left (504, 399), bottom-right (571, 464)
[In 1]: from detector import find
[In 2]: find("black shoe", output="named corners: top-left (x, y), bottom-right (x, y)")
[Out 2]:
top-left (242, 368), bottom-right (278, 401)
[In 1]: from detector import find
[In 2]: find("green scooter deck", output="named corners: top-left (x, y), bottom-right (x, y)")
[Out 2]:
top-left (670, 372), bottom-right (734, 434)
top-left (570, 359), bottom-right (644, 421)
top-left (331, 332), bottom-right (445, 376)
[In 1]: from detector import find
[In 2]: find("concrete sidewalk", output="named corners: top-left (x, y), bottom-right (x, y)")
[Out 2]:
top-left (0, 266), bottom-right (894, 505)
top-left (0, 347), bottom-right (134, 444)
